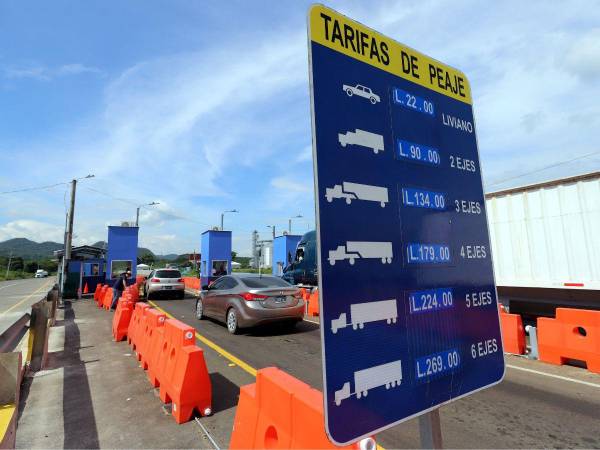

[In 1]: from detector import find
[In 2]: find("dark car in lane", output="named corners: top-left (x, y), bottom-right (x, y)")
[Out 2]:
top-left (195, 274), bottom-right (304, 334)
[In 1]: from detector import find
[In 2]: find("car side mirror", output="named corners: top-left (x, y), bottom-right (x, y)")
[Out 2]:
top-left (202, 284), bottom-right (210, 290)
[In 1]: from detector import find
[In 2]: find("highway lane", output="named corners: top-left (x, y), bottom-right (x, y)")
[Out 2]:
top-left (0, 277), bottom-right (54, 335)
top-left (152, 293), bottom-right (600, 449)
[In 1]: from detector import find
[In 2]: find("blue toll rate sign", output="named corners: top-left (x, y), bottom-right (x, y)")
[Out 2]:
top-left (308, 5), bottom-right (505, 445)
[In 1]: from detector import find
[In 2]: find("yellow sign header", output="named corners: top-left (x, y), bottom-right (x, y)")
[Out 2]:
top-left (309, 4), bottom-right (472, 104)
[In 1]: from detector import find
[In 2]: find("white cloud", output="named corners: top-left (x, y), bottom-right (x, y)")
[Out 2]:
top-left (3, 63), bottom-right (102, 81)
top-left (295, 145), bottom-right (313, 163)
top-left (0, 220), bottom-right (64, 243)
top-left (270, 177), bottom-right (311, 193)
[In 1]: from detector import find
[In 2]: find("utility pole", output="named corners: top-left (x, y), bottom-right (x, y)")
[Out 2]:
top-left (5, 252), bottom-right (12, 279)
top-left (65, 179), bottom-right (77, 263)
top-left (136, 201), bottom-right (159, 227)
top-left (288, 214), bottom-right (303, 234)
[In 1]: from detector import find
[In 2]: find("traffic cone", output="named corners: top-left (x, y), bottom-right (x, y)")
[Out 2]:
top-left (83, 283), bottom-right (89, 294)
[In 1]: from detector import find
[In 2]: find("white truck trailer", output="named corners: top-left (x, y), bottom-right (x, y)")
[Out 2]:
top-left (486, 171), bottom-right (600, 315)
top-left (325, 182), bottom-right (389, 207)
top-left (331, 299), bottom-right (398, 333)
top-left (334, 360), bottom-right (403, 406)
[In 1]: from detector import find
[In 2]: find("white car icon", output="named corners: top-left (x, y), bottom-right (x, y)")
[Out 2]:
top-left (342, 84), bottom-right (380, 104)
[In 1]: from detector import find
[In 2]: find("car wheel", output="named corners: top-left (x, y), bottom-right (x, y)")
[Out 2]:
top-left (226, 308), bottom-right (239, 334)
top-left (195, 299), bottom-right (204, 320)
top-left (370, 96), bottom-right (377, 104)
top-left (346, 89), bottom-right (353, 96)
top-left (146, 289), bottom-right (152, 300)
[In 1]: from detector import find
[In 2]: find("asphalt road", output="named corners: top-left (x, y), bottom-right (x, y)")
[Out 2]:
top-left (149, 291), bottom-right (600, 449)
top-left (0, 277), bottom-right (54, 335)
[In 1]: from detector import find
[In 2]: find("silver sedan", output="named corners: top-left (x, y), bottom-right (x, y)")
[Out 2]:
top-left (144, 268), bottom-right (185, 299)
top-left (195, 274), bottom-right (304, 334)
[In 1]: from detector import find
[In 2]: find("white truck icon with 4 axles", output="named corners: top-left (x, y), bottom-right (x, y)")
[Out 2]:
top-left (331, 299), bottom-right (398, 334)
top-left (325, 182), bottom-right (388, 208)
top-left (328, 241), bottom-right (393, 265)
top-left (334, 360), bottom-right (403, 406)
top-left (338, 129), bottom-right (384, 154)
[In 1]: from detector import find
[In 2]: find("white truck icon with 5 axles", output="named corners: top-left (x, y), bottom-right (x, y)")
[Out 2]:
top-left (331, 299), bottom-right (398, 334)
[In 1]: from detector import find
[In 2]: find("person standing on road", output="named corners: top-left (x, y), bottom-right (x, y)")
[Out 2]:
top-left (111, 271), bottom-right (130, 310)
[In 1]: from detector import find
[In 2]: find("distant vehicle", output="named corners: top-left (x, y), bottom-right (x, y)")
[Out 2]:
top-left (325, 182), bottom-right (388, 207)
top-left (136, 264), bottom-right (152, 278)
top-left (282, 231), bottom-right (318, 286)
top-left (335, 360), bottom-right (403, 406)
top-left (34, 269), bottom-right (48, 278)
top-left (328, 241), bottom-right (393, 265)
top-left (195, 274), bottom-right (304, 334)
top-left (342, 84), bottom-right (380, 104)
top-left (144, 269), bottom-right (185, 299)
top-left (331, 299), bottom-right (397, 334)
top-left (338, 129), bottom-right (384, 154)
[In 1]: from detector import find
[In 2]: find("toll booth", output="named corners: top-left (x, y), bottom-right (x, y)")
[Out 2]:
top-left (55, 246), bottom-right (105, 298)
top-left (200, 230), bottom-right (232, 287)
top-left (106, 225), bottom-right (139, 282)
top-left (272, 234), bottom-right (301, 276)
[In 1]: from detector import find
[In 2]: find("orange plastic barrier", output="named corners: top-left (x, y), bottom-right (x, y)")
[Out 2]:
top-left (156, 319), bottom-right (212, 423)
top-left (230, 367), bottom-right (374, 449)
top-left (538, 308), bottom-right (600, 373)
top-left (307, 289), bottom-right (319, 317)
top-left (102, 287), bottom-right (114, 310)
top-left (499, 311), bottom-right (525, 354)
top-left (182, 277), bottom-right (200, 290)
top-left (140, 309), bottom-right (166, 370)
top-left (93, 284), bottom-right (104, 303)
top-left (112, 298), bottom-right (134, 342)
top-left (95, 285), bottom-right (107, 307)
top-left (128, 303), bottom-right (150, 351)
top-left (135, 275), bottom-right (145, 285)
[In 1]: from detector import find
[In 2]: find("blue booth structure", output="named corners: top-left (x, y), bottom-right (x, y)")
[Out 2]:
top-left (200, 230), bottom-right (231, 287)
top-left (272, 234), bottom-right (301, 276)
top-left (56, 245), bottom-right (105, 298)
top-left (106, 225), bottom-right (139, 282)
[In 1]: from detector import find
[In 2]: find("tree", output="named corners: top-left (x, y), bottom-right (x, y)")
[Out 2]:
top-left (140, 253), bottom-right (155, 265)
top-left (11, 257), bottom-right (24, 271)
top-left (25, 261), bottom-right (38, 273)
top-left (231, 251), bottom-right (238, 260)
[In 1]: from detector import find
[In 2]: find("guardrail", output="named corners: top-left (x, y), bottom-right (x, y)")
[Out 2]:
top-left (1, 283), bottom-right (58, 448)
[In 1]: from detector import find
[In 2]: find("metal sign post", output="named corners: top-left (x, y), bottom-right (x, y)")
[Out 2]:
top-left (308, 4), bottom-right (505, 446)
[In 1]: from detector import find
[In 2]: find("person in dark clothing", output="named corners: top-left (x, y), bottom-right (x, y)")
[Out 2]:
top-left (111, 271), bottom-right (130, 310)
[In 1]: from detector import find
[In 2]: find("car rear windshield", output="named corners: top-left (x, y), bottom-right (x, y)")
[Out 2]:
top-left (241, 277), bottom-right (291, 288)
top-left (155, 270), bottom-right (181, 278)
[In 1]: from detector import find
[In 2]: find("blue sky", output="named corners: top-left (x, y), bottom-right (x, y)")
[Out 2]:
top-left (1, 0), bottom-right (599, 255)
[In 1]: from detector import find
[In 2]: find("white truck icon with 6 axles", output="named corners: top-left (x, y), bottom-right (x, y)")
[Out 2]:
top-left (334, 360), bottom-right (403, 406)
top-left (325, 182), bottom-right (388, 208)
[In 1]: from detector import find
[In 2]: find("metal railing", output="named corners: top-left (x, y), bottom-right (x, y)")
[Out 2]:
top-left (0, 284), bottom-right (59, 370)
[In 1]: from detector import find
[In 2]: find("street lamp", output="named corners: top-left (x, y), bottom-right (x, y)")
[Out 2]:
top-left (267, 225), bottom-right (275, 239)
top-left (288, 214), bottom-right (303, 234)
top-left (136, 201), bottom-right (160, 227)
top-left (221, 209), bottom-right (238, 230)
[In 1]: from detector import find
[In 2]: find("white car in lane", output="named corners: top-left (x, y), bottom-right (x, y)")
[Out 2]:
top-left (342, 84), bottom-right (380, 104)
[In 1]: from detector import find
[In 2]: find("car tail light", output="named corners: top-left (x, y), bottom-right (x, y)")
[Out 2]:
top-left (240, 292), bottom-right (268, 301)
top-left (151, 278), bottom-right (160, 282)
top-left (177, 278), bottom-right (184, 282)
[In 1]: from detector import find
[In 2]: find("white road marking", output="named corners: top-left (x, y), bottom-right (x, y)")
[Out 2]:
top-left (303, 317), bottom-right (320, 325)
top-left (0, 282), bottom-right (21, 291)
top-left (506, 364), bottom-right (600, 388)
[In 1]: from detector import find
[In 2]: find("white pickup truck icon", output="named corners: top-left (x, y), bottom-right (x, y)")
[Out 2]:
top-left (334, 360), bottom-right (403, 406)
top-left (331, 299), bottom-right (397, 334)
top-left (342, 84), bottom-right (380, 104)
top-left (338, 129), bottom-right (384, 154)
top-left (328, 241), bottom-right (393, 265)
top-left (325, 182), bottom-right (388, 208)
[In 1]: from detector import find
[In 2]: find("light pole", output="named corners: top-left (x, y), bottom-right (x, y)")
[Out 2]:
top-left (267, 225), bottom-right (275, 240)
top-left (221, 209), bottom-right (238, 231)
top-left (136, 201), bottom-right (160, 227)
top-left (288, 214), bottom-right (303, 234)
